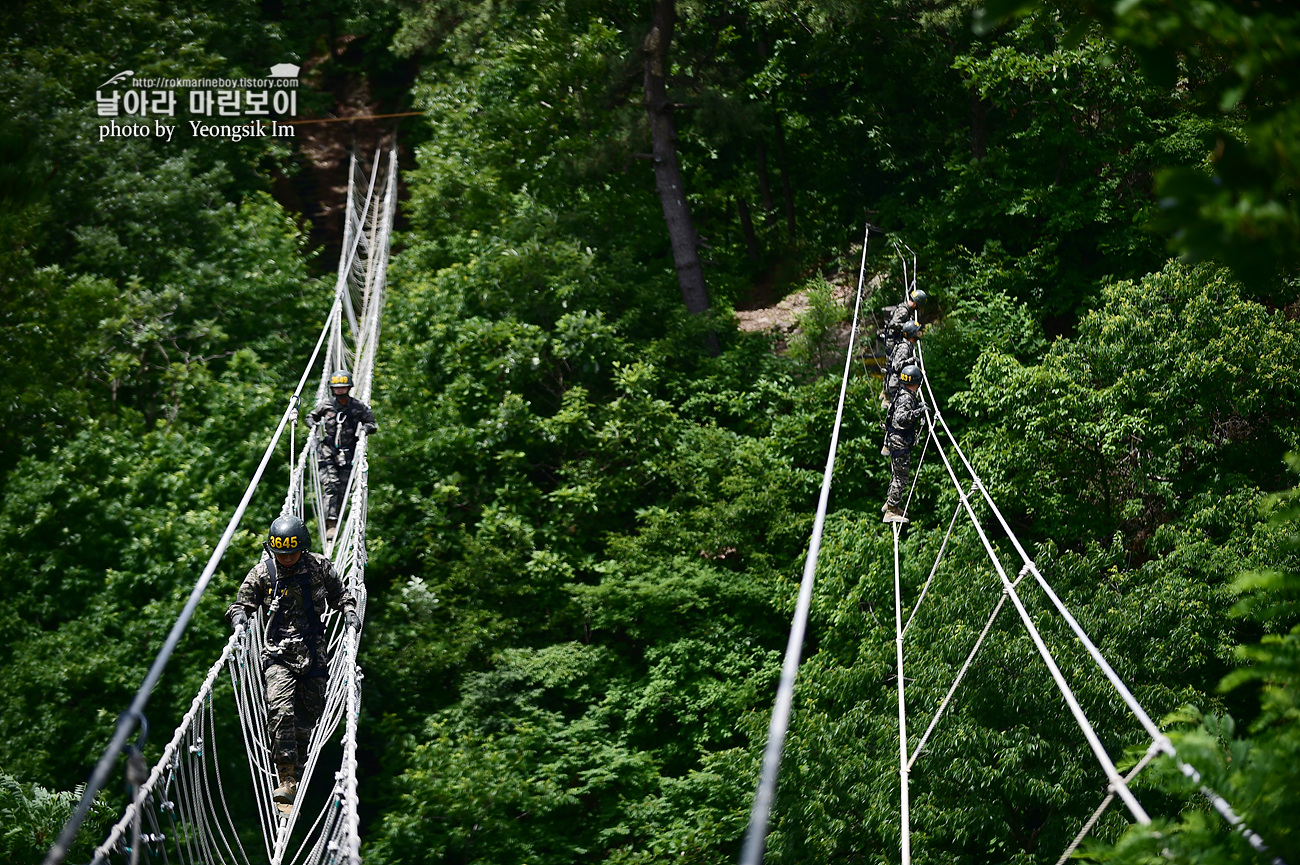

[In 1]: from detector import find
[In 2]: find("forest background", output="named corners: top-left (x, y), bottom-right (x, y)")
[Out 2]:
top-left (1, 0), bottom-right (1298, 863)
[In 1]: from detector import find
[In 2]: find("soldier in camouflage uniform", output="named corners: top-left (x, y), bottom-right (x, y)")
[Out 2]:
top-left (881, 288), bottom-right (927, 358)
top-left (308, 370), bottom-right (377, 540)
top-left (227, 515), bottom-right (360, 805)
top-left (881, 321), bottom-right (921, 409)
top-left (882, 364), bottom-right (929, 524)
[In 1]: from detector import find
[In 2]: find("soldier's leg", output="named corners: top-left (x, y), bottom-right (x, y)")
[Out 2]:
top-left (334, 464), bottom-right (352, 519)
top-left (264, 664), bottom-right (300, 767)
top-left (886, 448), bottom-right (912, 508)
top-left (292, 675), bottom-right (329, 774)
top-left (319, 460), bottom-right (341, 521)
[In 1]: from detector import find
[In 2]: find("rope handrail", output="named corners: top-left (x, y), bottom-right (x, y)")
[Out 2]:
top-left (738, 223), bottom-right (875, 865)
top-left (90, 633), bottom-right (240, 863)
top-left (891, 522), bottom-right (912, 865)
top-left (912, 390), bottom-right (1152, 823)
top-left (901, 485), bottom-right (971, 639)
top-left (906, 566), bottom-right (1028, 772)
top-left (911, 343), bottom-right (1285, 862)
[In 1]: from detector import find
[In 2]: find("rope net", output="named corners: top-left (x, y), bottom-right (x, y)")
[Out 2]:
top-left (89, 148), bottom-right (397, 865)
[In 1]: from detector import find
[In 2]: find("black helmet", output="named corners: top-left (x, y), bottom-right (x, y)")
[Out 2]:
top-left (902, 321), bottom-right (921, 339)
top-left (898, 364), bottom-right (923, 386)
top-left (910, 289), bottom-right (928, 305)
top-left (329, 369), bottom-right (353, 389)
top-left (267, 515), bottom-right (310, 555)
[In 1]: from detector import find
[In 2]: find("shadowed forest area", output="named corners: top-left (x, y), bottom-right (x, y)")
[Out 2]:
top-left (1, 0), bottom-right (1298, 863)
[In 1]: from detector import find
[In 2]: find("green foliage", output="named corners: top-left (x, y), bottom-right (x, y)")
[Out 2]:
top-left (920, 258), bottom-right (1047, 395)
top-left (0, 774), bottom-right (116, 865)
top-left (786, 276), bottom-right (849, 368)
top-left (953, 261), bottom-right (1300, 549)
top-left (978, 0), bottom-right (1300, 297)
top-left (0, 352), bottom-right (288, 785)
top-left (1085, 458), bottom-right (1300, 865)
top-left (2, 0), bottom-right (1299, 863)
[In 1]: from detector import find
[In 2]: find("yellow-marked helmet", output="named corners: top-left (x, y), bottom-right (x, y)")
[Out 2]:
top-left (910, 289), bottom-right (928, 305)
top-left (329, 369), bottom-right (353, 389)
top-left (267, 515), bottom-right (310, 554)
top-left (898, 364), bottom-right (923, 386)
top-left (902, 321), bottom-right (921, 339)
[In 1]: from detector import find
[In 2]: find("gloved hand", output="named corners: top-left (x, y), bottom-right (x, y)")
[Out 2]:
top-left (344, 610), bottom-right (362, 633)
top-left (231, 607), bottom-right (249, 630)
top-left (364, 423), bottom-right (377, 435)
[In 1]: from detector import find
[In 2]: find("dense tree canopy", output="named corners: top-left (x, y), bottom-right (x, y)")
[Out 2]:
top-left (0, 0), bottom-right (1297, 863)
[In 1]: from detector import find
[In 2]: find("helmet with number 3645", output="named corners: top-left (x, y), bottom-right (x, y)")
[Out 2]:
top-left (267, 515), bottom-right (310, 554)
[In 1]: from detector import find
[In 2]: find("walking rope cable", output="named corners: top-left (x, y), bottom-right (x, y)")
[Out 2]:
top-left (738, 223), bottom-right (875, 865)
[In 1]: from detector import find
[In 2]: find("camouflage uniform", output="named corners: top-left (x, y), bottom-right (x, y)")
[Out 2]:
top-left (226, 552), bottom-right (356, 767)
top-left (882, 302), bottom-right (913, 357)
top-left (883, 339), bottom-right (915, 404)
top-left (308, 397), bottom-right (378, 521)
top-left (884, 386), bottom-right (927, 508)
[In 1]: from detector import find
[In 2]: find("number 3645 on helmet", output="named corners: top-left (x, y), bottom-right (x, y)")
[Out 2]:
top-left (267, 515), bottom-right (310, 553)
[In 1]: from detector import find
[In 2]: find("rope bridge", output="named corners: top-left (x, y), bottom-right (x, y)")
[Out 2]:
top-left (740, 225), bottom-right (1286, 865)
top-left (45, 147), bottom-right (397, 865)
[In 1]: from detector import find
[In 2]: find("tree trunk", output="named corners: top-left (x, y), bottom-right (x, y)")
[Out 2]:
top-left (643, 0), bottom-right (715, 333)
top-left (737, 196), bottom-right (761, 261)
top-left (773, 110), bottom-right (795, 241)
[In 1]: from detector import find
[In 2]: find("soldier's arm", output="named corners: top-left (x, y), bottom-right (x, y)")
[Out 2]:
top-left (359, 403), bottom-right (378, 435)
top-left (899, 401), bottom-right (928, 427)
top-left (307, 403), bottom-right (328, 427)
top-left (887, 306), bottom-right (909, 332)
top-left (226, 564), bottom-right (267, 625)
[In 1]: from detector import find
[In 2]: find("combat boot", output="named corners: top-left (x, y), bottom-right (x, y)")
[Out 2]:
top-left (325, 520), bottom-right (338, 541)
top-left (883, 505), bottom-right (909, 524)
top-left (273, 762), bottom-right (298, 805)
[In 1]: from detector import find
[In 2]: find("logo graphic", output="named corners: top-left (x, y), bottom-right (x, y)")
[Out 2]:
top-left (99, 70), bottom-right (135, 88)
top-left (94, 62), bottom-right (301, 143)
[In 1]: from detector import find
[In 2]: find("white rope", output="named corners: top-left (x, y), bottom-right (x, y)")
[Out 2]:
top-left (912, 344), bottom-right (1285, 859)
top-left (1054, 739), bottom-right (1163, 865)
top-left (918, 402), bottom-right (1152, 823)
top-left (739, 224), bottom-right (874, 865)
top-left (901, 486), bottom-right (969, 638)
top-left (93, 636), bottom-right (238, 863)
top-left (907, 566), bottom-right (1028, 772)
top-left (892, 522), bottom-right (912, 865)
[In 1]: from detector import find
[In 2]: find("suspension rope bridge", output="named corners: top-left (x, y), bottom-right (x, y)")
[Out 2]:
top-left (741, 224), bottom-right (1286, 865)
top-left (45, 146), bottom-right (398, 865)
